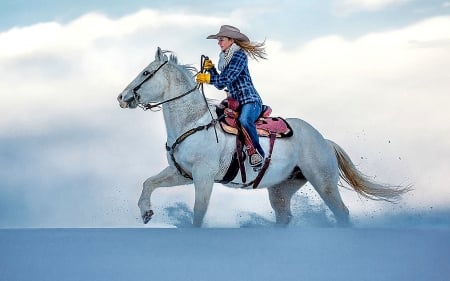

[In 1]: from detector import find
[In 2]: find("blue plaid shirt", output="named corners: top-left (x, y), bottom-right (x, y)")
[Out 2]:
top-left (208, 50), bottom-right (262, 105)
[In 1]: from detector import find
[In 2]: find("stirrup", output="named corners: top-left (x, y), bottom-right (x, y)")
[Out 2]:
top-left (249, 152), bottom-right (263, 168)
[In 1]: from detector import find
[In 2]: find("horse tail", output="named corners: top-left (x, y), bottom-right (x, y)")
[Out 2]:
top-left (327, 140), bottom-right (411, 202)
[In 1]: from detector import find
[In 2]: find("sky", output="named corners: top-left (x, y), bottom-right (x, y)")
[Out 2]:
top-left (0, 0), bottom-right (449, 228)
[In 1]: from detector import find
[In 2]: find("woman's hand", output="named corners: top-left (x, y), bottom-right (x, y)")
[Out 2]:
top-left (203, 59), bottom-right (214, 70)
top-left (196, 73), bottom-right (210, 84)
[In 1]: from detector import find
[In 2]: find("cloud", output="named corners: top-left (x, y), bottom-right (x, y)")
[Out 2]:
top-left (1, 8), bottom-right (449, 227)
top-left (0, 10), bottom-right (224, 134)
top-left (251, 16), bottom-right (450, 208)
top-left (333, 0), bottom-right (411, 15)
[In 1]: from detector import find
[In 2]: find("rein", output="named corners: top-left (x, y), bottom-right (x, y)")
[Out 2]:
top-left (132, 60), bottom-right (199, 111)
top-left (139, 85), bottom-right (199, 111)
top-left (132, 56), bottom-right (214, 116)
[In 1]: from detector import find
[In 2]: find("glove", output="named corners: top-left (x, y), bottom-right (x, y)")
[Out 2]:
top-left (196, 73), bottom-right (210, 84)
top-left (203, 59), bottom-right (214, 70)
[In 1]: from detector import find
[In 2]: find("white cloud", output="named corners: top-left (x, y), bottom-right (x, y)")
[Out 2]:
top-left (251, 16), bottom-right (450, 207)
top-left (0, 10), bottom-right (227, 134)
top-left (333, 0), bottom-right (411, 15)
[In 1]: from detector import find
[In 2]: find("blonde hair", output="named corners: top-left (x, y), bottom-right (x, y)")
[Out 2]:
top-left (235, 40), bottom-right (267, 61)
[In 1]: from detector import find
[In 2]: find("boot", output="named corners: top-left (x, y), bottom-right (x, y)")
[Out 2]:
top-left (241, 126), bottom-right (264, 168)
top-left (249, 151), bottom-right (263, 167)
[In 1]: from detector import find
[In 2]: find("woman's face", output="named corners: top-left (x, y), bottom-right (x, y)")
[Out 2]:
top-left (218, 37), bottom-right (234, 52)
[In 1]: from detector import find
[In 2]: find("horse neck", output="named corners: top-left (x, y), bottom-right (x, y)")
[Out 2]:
top-left (161, 67), bottom-right (211, 141)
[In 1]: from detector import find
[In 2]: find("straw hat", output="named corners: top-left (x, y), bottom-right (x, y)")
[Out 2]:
top-left (206, 25), bottom-right (250, 42)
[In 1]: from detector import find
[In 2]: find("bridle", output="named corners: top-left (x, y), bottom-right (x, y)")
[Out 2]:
top-left (132, 60), bottom-right (199, 111)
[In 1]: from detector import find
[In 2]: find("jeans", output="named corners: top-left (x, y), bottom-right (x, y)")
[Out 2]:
top-left (239, 102), bottom-right (264, 157)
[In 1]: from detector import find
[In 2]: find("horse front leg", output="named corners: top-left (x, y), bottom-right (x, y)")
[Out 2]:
top-left (138, 166), bottom-right (192, 224)
top-left (192, 170), bottom-right (215, 227)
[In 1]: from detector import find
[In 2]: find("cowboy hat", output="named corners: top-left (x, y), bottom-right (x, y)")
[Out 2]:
top-left (206, 25), bottom-right (250, 42)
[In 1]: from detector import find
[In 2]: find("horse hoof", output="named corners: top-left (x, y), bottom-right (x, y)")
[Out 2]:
top-left (142, 210), bottom-right (154, 224)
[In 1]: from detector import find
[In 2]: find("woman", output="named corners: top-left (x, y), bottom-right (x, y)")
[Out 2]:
top-left (196, 25), bottom-right (267, 167)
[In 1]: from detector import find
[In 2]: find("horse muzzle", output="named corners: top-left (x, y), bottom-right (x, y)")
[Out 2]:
top-left (117, 91), bottom-right (137, 109)
top-left (117, 93), bottom-right (128, 108)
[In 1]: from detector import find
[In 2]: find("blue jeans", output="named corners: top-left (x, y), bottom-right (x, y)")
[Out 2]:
top-left (239, 102), bottom-right (264, 157)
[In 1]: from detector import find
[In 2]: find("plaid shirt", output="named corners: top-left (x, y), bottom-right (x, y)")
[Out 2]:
top-left (209, 50), bottom-right (262, 105)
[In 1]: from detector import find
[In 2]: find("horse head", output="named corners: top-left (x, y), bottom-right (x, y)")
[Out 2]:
top-left (117, 47), bottom-right (170, 109)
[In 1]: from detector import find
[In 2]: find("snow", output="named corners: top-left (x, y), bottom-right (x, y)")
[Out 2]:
top-left (1, 181), bottom-right (449, 281)
top-left (1, 227), bottom-right (449, 281)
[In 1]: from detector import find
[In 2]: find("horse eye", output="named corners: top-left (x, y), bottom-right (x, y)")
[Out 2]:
top-left (143, 70), bottom-right (150, 76)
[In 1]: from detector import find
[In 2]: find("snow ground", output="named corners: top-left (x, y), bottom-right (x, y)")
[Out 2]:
top-left (1, 227), bottom-right (449, 281)
top-left (1, 180), bottom-right (449, 281)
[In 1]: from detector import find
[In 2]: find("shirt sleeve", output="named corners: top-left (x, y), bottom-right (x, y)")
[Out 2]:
top-left (209, 51), bottom-right (247, 90)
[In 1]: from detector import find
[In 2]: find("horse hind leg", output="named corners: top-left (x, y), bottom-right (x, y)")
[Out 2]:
top-left (268, 178), bottom-right (306, 225)
top-left (309, 175), bottom-right (350, 226)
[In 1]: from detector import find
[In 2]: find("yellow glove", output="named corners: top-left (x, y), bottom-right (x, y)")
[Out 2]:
top-left (196, 73), bottom-right (210, 84)
top-left (203, 59), bottom-right (214, 70)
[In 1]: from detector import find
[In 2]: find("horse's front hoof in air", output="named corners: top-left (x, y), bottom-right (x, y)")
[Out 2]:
top-left (142, 210), bottom-right (154, 224)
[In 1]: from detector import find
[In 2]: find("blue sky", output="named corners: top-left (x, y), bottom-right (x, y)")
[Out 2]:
top-left (1, 0), bottom-right (449, 227)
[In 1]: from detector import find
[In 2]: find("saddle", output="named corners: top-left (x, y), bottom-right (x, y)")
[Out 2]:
top-left (216, 98), bottom-right (293, 138)
top-left (215, 98), bottom-right (293, 189)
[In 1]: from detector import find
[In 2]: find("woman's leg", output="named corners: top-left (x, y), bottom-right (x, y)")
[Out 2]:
top-left (239, 102), bottom-right (264, 158)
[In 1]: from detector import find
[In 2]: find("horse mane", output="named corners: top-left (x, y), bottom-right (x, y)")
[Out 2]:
top-left (161, 50), bottom-right (198, 76)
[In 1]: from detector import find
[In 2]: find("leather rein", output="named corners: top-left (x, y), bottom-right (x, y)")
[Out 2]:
top-left (132, 60), bottom-right (199, 111)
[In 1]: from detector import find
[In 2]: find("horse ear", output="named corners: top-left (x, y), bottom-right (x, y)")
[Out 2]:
top-left (155, 47), bottom-right (167, 62)
top-left (155, 47), bottom-right (162, 61)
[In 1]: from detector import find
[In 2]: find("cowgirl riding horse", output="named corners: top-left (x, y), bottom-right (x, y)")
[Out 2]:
top-left (197, 25), bottom-right (266, 167)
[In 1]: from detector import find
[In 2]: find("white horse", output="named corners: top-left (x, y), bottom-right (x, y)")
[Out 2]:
top-left (117, 47), bottom-right (408, 227)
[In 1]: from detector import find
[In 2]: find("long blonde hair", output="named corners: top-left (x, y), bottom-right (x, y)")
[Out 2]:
top-left (235, 40), bottom-right (267, 61)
